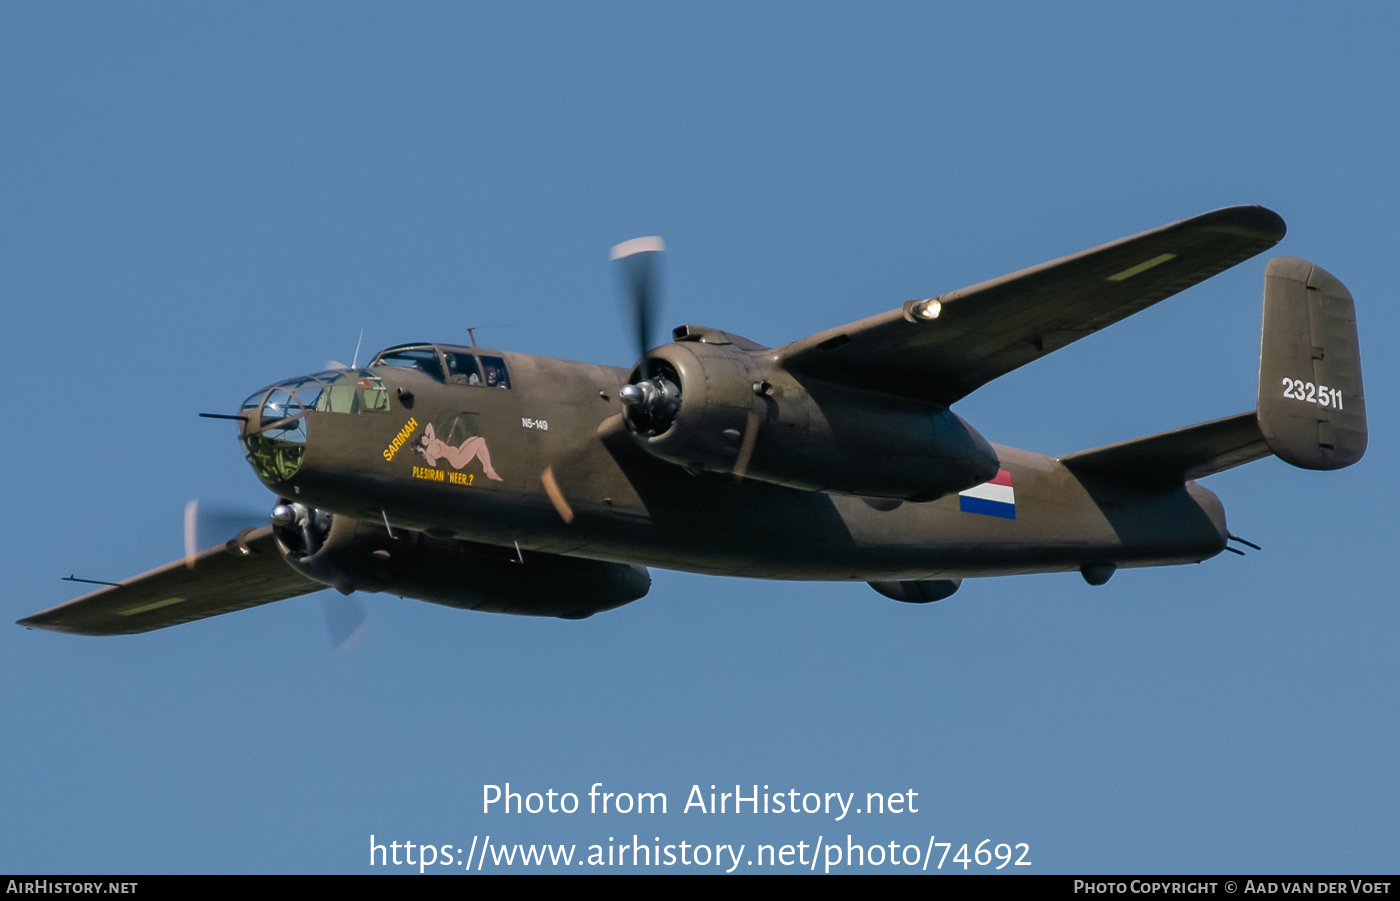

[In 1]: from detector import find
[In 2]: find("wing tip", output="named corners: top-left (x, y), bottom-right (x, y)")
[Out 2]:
top-left (1202, 205), bottom-right (1287, 243)
top-left (15, 609), bottom-right (145, 636)
top-left (15, 613), bottom-right (79, 635)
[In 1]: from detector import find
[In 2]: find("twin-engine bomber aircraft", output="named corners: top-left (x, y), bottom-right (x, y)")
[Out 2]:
top-left (20, 206), bottom-right (1366, 635)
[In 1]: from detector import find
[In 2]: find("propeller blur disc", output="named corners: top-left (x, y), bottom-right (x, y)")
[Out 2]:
top-left (183, 499), bottom-right (271, 568)
top-left (611, 236), bottom-right (665, 376)
top-left (321, 594), bottom-right (369, 654)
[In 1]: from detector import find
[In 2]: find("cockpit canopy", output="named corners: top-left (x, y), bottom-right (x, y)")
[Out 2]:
top-left (371, 344), bottom-right (512, 389)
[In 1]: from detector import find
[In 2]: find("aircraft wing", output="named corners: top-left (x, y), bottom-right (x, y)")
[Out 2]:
top-left (1059, 411), bottom-right (1271, 485)
top-left (18, 526), bottom-right (323, 636)
top-left (777, 206), bottom-right (1286, 406)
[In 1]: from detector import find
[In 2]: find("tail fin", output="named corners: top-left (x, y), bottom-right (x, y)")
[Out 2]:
top-left (1061, 256), bottom-right (1365, 484)
top-left (1257, 257), bottom-right (1366, 469)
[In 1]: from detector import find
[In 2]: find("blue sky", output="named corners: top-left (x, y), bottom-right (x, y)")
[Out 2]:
top-left (2, 3), bottom-right (1396, 873)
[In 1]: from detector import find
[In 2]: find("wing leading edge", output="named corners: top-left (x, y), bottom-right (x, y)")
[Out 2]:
top-left (778, 206), bottom-right (1286, 406)
top-left (19, 526), bottom-right (323, 636)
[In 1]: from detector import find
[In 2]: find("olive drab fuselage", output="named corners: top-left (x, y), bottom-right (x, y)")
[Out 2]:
top-left (239, 343), bottom-right (1229, 583)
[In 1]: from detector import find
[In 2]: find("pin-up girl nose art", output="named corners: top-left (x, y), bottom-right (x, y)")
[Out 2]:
top-left (414, 423), bottom-right (503, 481)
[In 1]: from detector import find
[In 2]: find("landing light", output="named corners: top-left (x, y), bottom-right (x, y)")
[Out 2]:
top-left (914, 298), bottom-right (942, 320)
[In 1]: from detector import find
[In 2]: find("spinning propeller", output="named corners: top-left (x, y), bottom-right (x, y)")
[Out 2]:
top-left (609, 236), bottom-right (761, 477)
top-left (183, 498), bottom-right (267, 568)
top-left (184, 498), bottom-right (367, 653)
top-left (610, 236), bottom-right (664, 377)
top-left (612, 237), bottom-right (681, 437)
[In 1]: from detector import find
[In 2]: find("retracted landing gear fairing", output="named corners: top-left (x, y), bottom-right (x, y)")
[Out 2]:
top-left (20, 207), bottom-right (1366, 635)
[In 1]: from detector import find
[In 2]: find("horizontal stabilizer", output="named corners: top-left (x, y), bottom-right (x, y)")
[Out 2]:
top-left (18, 526), bottom-right (322, 636)
top-left (1060, 412), bottom-right (1270, 485)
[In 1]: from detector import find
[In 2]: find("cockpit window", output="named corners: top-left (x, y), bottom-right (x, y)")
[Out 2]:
top-left (374, 347), bottom-right (445, 381)
top-left (315, 384), bottom-right (360, 414)
top-left (444, 351), bottom-right (481, 386)
top-left (367, 345), bottom-right (510, 390)
top-left (357, 372), bottom-right (390, 411)
top-left (480, 356), bottom-right (511, 389)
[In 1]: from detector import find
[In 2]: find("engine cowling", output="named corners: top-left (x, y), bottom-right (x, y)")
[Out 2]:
top-left (619, 326), bottom-right (999, 501)
top-left (271, 502), bottom-right (649, 619)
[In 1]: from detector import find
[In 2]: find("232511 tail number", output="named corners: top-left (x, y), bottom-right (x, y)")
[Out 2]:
top-left (1282, 378), bottom-right (1343, 409)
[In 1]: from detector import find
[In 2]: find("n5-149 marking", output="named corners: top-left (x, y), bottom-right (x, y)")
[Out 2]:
top-left (522, 418), bottom-right (549, 430)
top-left (1282, 378), bottom-right (1343, 409)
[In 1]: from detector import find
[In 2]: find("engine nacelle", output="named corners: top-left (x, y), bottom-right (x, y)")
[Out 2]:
top-left (271, 502), bottom-right (648, 619)
top-left (621, 326), bottom-right (999, 500)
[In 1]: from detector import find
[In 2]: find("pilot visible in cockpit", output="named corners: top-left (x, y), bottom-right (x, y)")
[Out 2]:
top-left (445, 351), bottom-right (481, 386)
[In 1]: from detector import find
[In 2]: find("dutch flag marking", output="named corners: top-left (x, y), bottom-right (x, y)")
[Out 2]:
top-left (959, 469), bottom-right (1015, 519)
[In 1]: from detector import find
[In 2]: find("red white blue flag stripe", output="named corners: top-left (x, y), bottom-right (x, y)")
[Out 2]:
top-left (959, 470), bottom-right (1015, 519)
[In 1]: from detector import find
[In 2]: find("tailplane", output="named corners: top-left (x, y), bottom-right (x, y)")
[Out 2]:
top-left (1062, 256), bottom-right (1365, 483)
